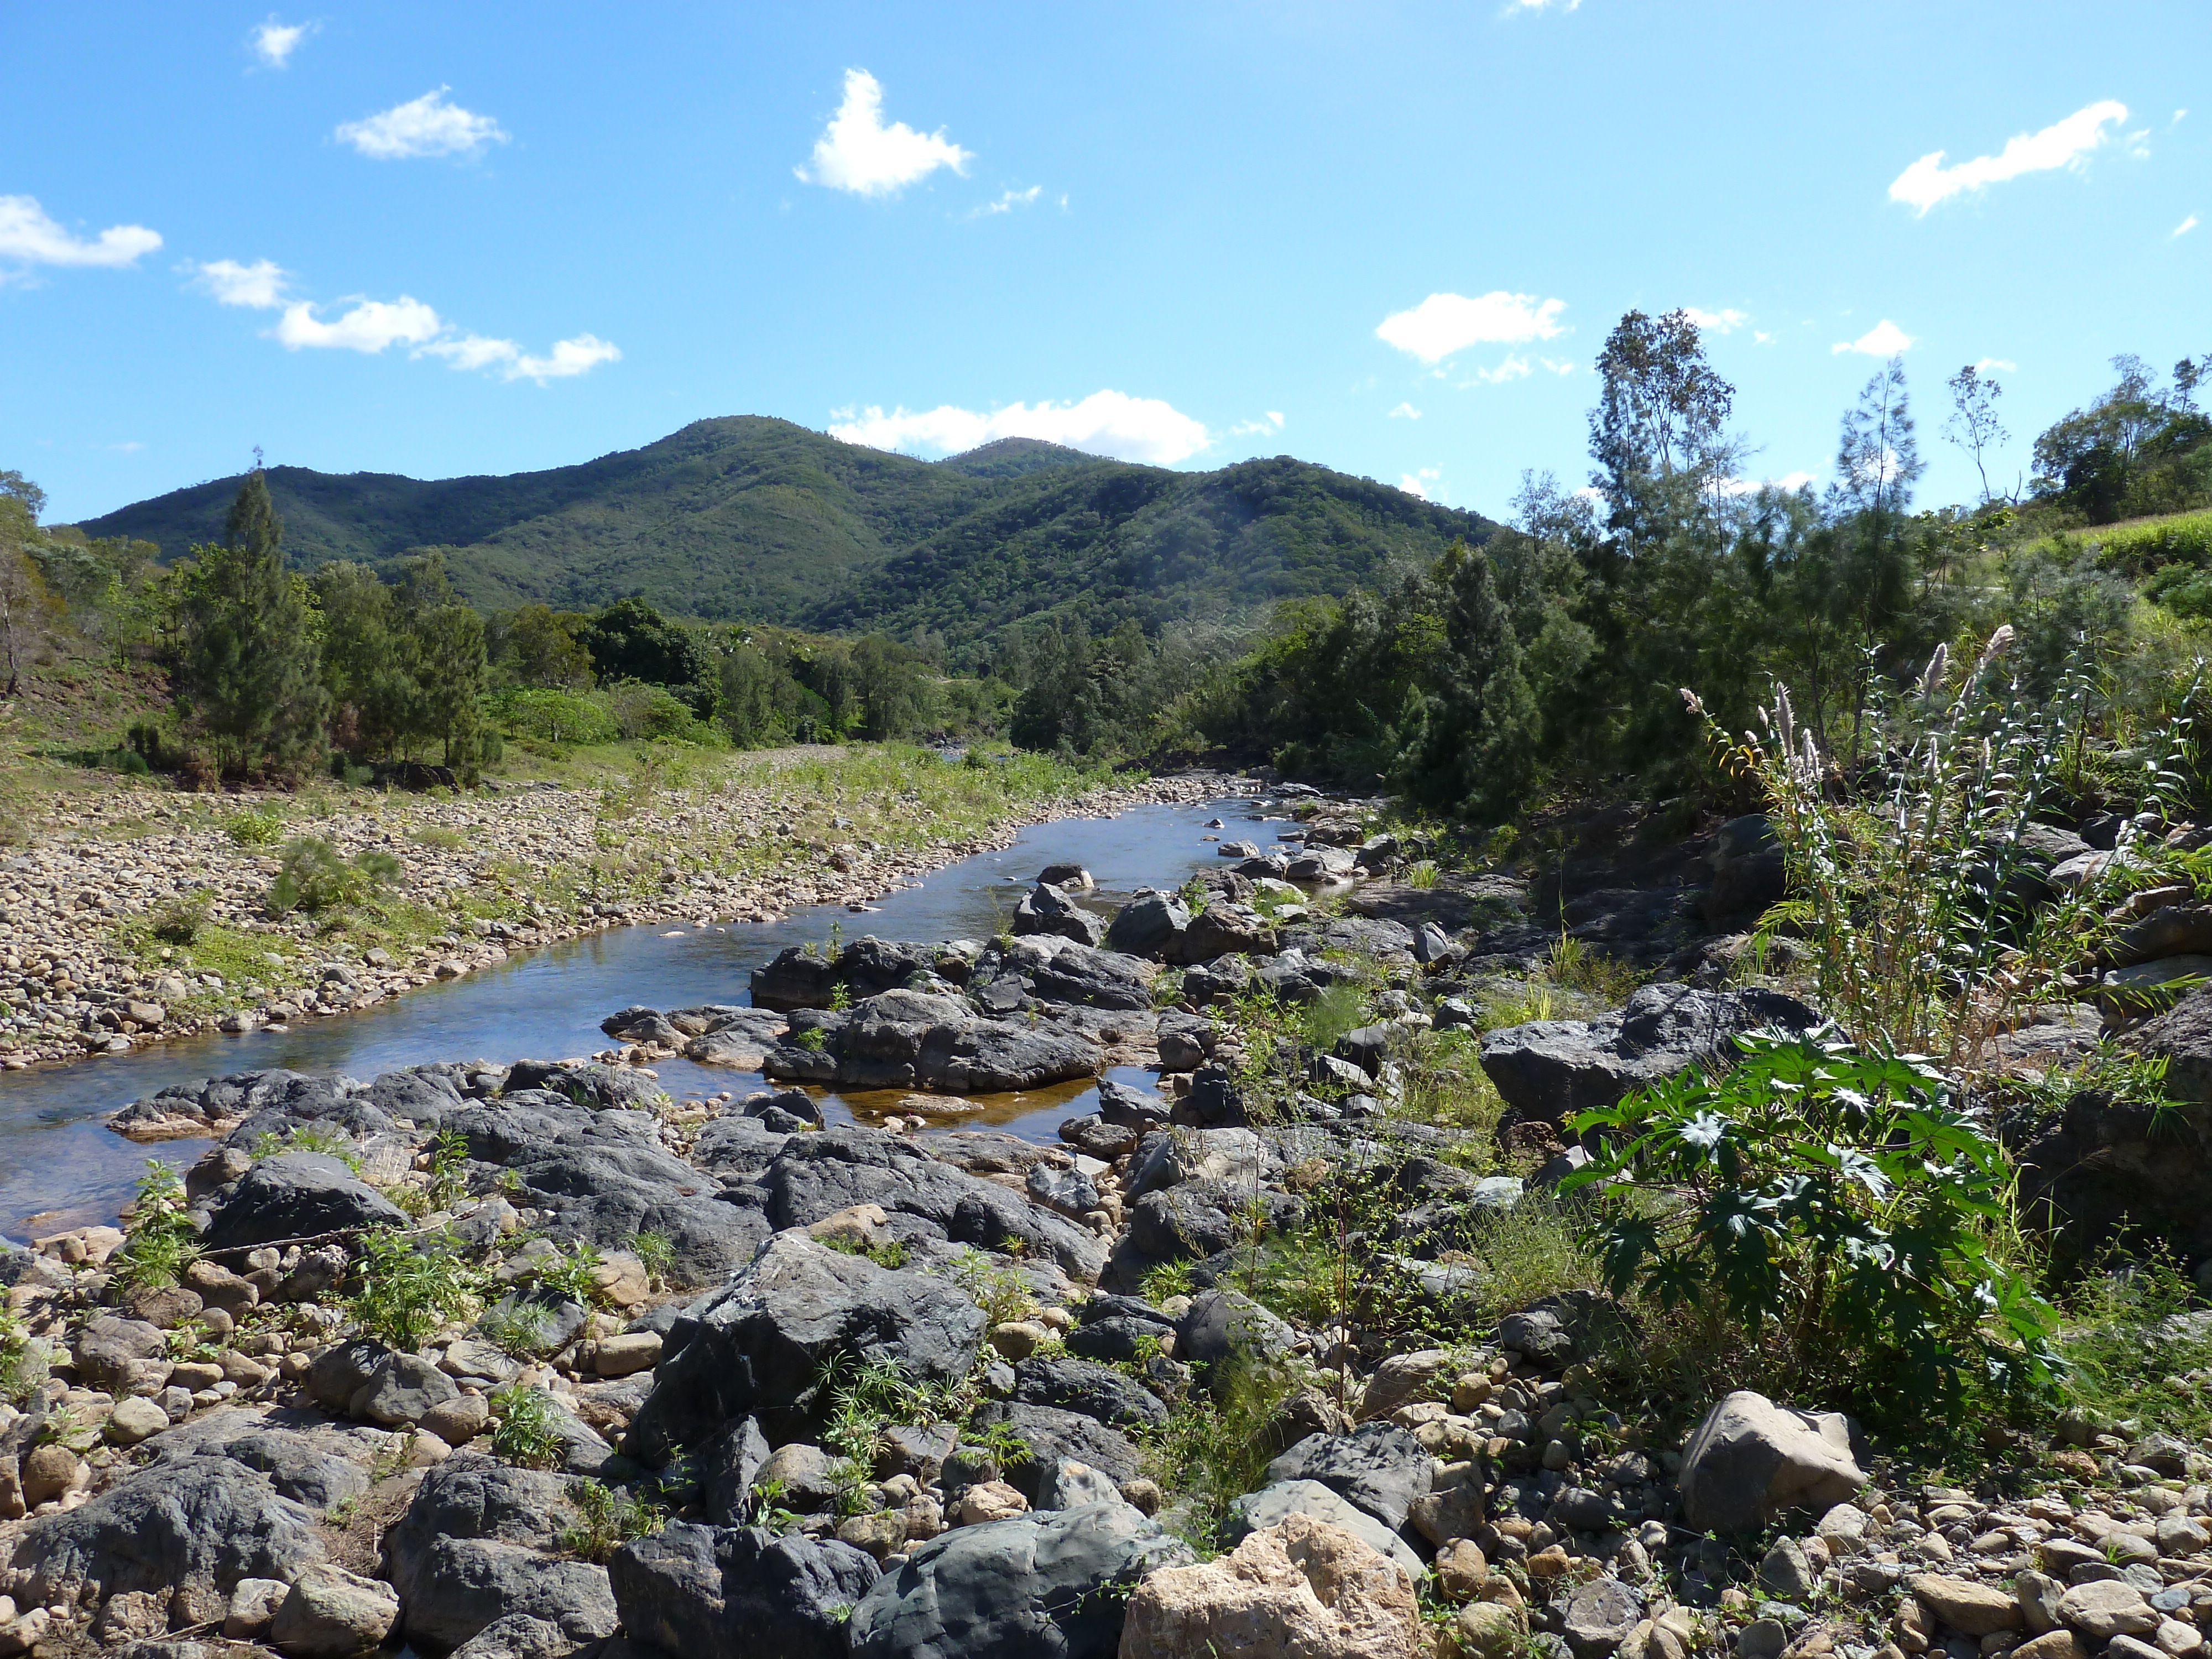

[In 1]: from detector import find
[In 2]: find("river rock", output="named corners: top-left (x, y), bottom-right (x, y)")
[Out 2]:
top-left (611, 1521), bottom-right (881, 1659)
top-left (1010, 1354), bottom-right (1170, 1430)
top-left (1176, 902), bottom-right (1279, 963)
top-left (6, 1455), bottom-right (324, 1608)
top-left (749, 946), bottom-right (839, 1010)
top-left (1105, 889), bottom-right (1190, 959)
top-left (1225, 1481), bottom-right (1427, 1579)
top-left (630, 1230), bottom-right (988, 1453)
top-left (383, 1453), bottom-right (619, 1650)
top-left (1479, 985), bottom-right (1819, 1129)
top-left (1119, 1511), bottom-right (1420, 1659)
top-left (1558, 1577), bottom-right (1645, 1659)
top-left (1912, 1573), bottom-right (2021, 1636)
top-left (763, 989), bottom-right (1103, 1094)
top-left (445, 1614), bottom-right (573, 1659)
top-left (1015, 882), bottom-right (1107, 947)
top-left (763, 1125), bottom-right (1108, 1276)
top-left (2055, 1580), bottom-right (2158, 1642)
top-left (1263, 1424), bottom-right (1433, 1531)
top-left (967, 1401), bottom-right (1145, 1506)
top-left (1678, 1390), bottom-right (1864, 1534)
top-left (351, 1350), bottom-right (462, 1427)
top-left (970, 935), bottom-right (1156, 1012)
top-left (199, 1152), bottom-right (406, 1250)
top-left (848, 1500), bottom-right (1190, 1659)
top-left (269, 1566), bottom-right (400, 1658)
top-left (74, 1314), bottom-right (171, 1395)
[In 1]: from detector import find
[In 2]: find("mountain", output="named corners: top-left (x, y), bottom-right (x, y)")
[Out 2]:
top-left (72, 418), bottom-right (1495, 651)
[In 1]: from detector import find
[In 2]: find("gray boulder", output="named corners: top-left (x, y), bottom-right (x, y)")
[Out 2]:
top-left (1104, 889), bottom-right (1190, 959)
top-left (765, 1125), bottom-right (1107, 1276)
top-left (446, 1614), bottom-right (571, 1659)
top-left (1262, 1423), bottom-right (1434, 1530)
top-left (611, 1522), bottom-right (881, 1659)
top-left (268, 1566), bottom-right (400, 1658)
top-left (1559, 1577), bottom-right (1646, 1659)
top-left (1175, 904), bottom-right (1279, 963)
top-left (351, 1350), bottom-right (461, 1427)
top-left (1678, 1390), bottom-right (1865, 1535)
top-left (1224, 1480), bottom-right (1425, 1579)
top-left (1010, 1355), bottom-right (1169, 1431)
top-left (762, 990), bottom-right (1102, 1094)
top-left (1480, 984), bottom-right (1819, 1129)
top-left (698, 1417), bottom-right (773, 1525)
top-left (200, 1152), bottom-right (406, 1250)
top-left (748, 946), bottom-right (839, 1010)
top-left (970, 936), bottom-right (1156, 1013)
top-left (1176, 1289), bottom-right (1295, 1371)
top-left (383, 1453), bottom-right (618, 1650)
top-left (966, 1402), bottom-right (1145, 1506)
top-left (1015, 882), bottom-right (1107, 947)
top-left (1066, 1295), bottom-right (1175, 1364)
top-left (847, 1501), bottom-right (1190, 1659)
top-left (6, 1455), bottom-right (324, 1605)
top-left (74, 1314), bottom-right (171, 1395)
top-left (630, 1232), bottom-right (988, 1454)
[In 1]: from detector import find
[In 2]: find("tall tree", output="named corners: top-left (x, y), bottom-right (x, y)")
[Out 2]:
top-left (1588, 309), bottom-right (1737, 545)
top-left (174, 473), bottom-right (328, 779)
top-left (1943, 364), bottom-right (2007, 505)
top-left (0, 494), bottom-right (55, 698)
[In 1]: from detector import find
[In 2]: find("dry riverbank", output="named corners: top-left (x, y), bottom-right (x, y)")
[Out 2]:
top-left (0, 747), bottom-right (1233, 1073)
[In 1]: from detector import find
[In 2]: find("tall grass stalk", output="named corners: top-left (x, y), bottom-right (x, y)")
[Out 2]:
top-left (1689, 632), bottom-right (2198, 1066)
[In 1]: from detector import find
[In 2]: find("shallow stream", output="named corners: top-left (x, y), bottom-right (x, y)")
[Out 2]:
top-left (0, 795), bottom-right (1291, 1240)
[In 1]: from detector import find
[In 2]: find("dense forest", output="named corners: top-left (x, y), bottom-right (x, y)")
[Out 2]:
top-left (71, 421), bottom-right (1494, 653)
top-left (7, 310), bottom-right (2211, 811)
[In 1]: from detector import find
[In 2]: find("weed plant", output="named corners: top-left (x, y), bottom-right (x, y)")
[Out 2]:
top-left (348, 1229), bottom-right (484, 1350)
top-left (561, 1477), bottom-right (663, 1560)
top-left (109, 1160), bottom-right (200, 1291)
top-left (1139, 1353), bottom-right (1301, 1553)
top-left (625, 1228), bottom-right (676, 1290)
top-left (479, 1300), bottom-right (559, 1358)
top-left (265, 836), bottom-right (405, 918)
top-left (944, 1246), bottom-right (1039, 1326)
top-left (2057, 1249), bottom-right (2212, 1439)
top-left (489, 1383), bottom-right (565, 1468)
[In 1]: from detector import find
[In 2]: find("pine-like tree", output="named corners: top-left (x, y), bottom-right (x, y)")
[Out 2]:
top-left (174, 472), bottom-right (328, 779)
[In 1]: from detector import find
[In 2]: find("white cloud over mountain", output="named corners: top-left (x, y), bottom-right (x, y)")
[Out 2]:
top-left (797, 69), bottom-right (973, 198)
top-left (1375, 291), bottom-right (1567, 364)
top-left (830, 389), bottom-right (1209, 465)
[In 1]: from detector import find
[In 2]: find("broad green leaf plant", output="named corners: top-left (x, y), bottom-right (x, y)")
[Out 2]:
top-left (1564, 1031), bottom-right (2060, 1417)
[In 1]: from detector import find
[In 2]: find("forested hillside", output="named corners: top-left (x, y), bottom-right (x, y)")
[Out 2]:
top-left (71, 419), bottom-right (1494, 650)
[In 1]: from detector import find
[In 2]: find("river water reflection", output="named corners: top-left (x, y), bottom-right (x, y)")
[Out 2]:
top-left (0, 795), bottom-right (1291, 1239)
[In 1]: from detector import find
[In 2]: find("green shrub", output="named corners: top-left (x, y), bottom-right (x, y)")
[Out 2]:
top-left (222, 806), bottom-right (284, 847)
top-left (489, 1383), bottom-right (564, 1468)
top-left (265, 836), bottom-right (405, 917)
top-left (1564, 1032), bottom-right (2059, 1418)
top-left (151, 888), bottom-right (214, 945)
top-left (110, 1161), bottom-right (200, 1291)
top-left (348, 1228), bottom-right (483, 1350)
top-left (560, 1477), bottom-right (662, 1561)
top-left (479, 1300), bottom-right (559, 1358)
top-left (944, 1247), bottom-right (1039, 1326)
top-left (1405, 859), bottom-right (1439, 890)
top-left (625, 1228), bottom-right (676, 1290)
top-left (0, 1310), bottom-right (51, 1405)
top-left (534, 1240), bottom-right (607, 1306)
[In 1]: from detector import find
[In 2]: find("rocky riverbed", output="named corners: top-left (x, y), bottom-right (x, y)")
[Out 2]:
top-left (0, 756), bottom-right (1223, 1073)
top-left (4, 799), bottom-right (2211, 1659)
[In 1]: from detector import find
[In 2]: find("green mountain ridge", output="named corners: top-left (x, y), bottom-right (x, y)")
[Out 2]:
top-left (73, 417), bottom-right (1495, 653)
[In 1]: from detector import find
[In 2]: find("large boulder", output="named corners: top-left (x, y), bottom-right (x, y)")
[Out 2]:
top-left (382, 1453), bottom-right (619, 1650)
top-left (6, 1455), bottom-right (324, 1607)
top-left (1010, 1355), bottom-right (1170, 1431)
top-left (630, 1232), bottom-right (988, 1454)
top-left (1677, 1390), bottom-right (1865, 1535)
top-left (1262, 1425), bottom-right (1433, 1531)
top-left (762, 991), bottom-right (1103, 1095)
top-left (199, 1152), bottom-right (406, 1250)
top-left (749, 947), bottom-right (840, 1011)
top-left (74, 1314), bottom-right (171, 1395)
top-left (610, 1522), bottom-right (881, 1659)
top-left (1016, 883), bottom-right (1108, 947)
top-left (848, 1501), bottom-right (1190, 1659)
top-left (1479, 985), bottom-right (1819, 1129)
top-left (2008, 1085), bottom-right (2212, 1262)
top-left (971, 936), bottom-right (1156, 1013)
top-left (2132, 987), bottom-right (2212, 1105)
top-left (1175, 904), bottom-right (1279, 964)
top-left (967, 1402), bottom-right (1145, 1507)
top-left (1224, 1481), bottom-right (1426, 1580)
top-left (1105, 890), bottom-right (1190, 960)
top-left (269, 1566), bottom-right (400, 1658)
top-left (1118, 1512), bottom-right (1421, 1659)
top-left (764, 1126), bottom-right (1108, 1276)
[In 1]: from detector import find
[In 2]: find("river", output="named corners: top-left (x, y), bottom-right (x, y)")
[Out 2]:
top-left (0, 794), bottom-right (1288, 1241)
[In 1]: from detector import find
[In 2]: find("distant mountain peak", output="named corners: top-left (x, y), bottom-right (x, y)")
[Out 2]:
top-left (936, 436), bottom-right (1108, 478)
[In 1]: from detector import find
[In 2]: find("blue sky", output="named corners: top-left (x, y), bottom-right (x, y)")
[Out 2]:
top-left (4, 2), bottom-right (2205, 529)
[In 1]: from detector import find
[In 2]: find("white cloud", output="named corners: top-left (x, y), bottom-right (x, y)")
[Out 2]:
top-left (797, 69), bottom-right (972, 198)
top-left (1389, 402), bottom-right (1421, 420)
top-left (1504, 0), bottom-right (1579, 10)
top-left (1975, 356), bottom-right (2017, 373)
top-left (2177, 214), bottom-right (2200, 238)
top-left (1465, 354), bottom-right (1533, 385)
top-left (191, 257), bottom-right (290, 308)
top-left (1687, 307), bottom-right (1749, 335)
top-left (251, 17), bottom-right (314, 69)
top-left (107, 441), bottom-right (144, 454)
top-left (1399, 468), bottom-right (1445, 500)
top-left (1229, 411), bottom-right (1286, 438)
top-left (1376, 290), bottom-right (1566, 364)
top-left (1888, 100), bottom-right (2128, 214)
top-left (830, 389), bottom-right (1209, 466)
top-left (272, 295), bottom-right (444, 353)
top-left (967, 185), bottom-right (1042, 219)
top-left (0, 194), bottom-right (161, 273)
top-left (1832, 319), bottom-right (1914, 357)
top-left (336, 88), bottom-right (510, 160)
top-left (1720, 470), bottom-right (1817, 496)
top-left (510, 334), bottom-right (622, 383)
top-left (1752, 330), bottom-right (1777, 345)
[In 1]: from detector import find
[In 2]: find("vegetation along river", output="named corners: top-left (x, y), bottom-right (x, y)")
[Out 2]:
top-left (0, 796), bottom-right (1274, 1241)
